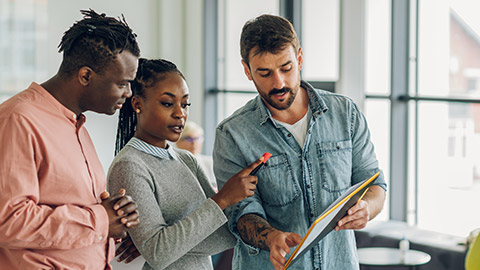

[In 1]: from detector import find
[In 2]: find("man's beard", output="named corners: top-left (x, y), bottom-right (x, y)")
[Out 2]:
top-left (262, 86), bottom-right (297, 110)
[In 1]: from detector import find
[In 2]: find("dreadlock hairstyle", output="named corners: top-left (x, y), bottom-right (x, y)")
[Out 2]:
top-left (115, 58), bottom-right (186, 155)
top-left (58, 9), bottom-right (140, 76)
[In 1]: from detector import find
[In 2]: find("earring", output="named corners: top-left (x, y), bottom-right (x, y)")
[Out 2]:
top-left (135, 108), bottom-right (140, 113)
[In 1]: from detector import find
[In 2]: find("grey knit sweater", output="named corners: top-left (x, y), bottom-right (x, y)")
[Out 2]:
top-left (107, 144), bottom-right (235, 270)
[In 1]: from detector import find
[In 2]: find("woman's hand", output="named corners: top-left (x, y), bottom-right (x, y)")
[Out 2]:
top-left (211, 156), bottom-right (264, 210)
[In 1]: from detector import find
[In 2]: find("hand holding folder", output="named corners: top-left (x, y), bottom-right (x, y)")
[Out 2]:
top-left (283, 171), bottom-right (381, 269)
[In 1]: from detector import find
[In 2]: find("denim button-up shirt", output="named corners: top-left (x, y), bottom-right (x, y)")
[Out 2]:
top-left (213, 81), bottom-right (387, 270)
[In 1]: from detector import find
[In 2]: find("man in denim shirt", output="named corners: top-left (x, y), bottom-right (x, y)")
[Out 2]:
top-left (213, 14), bottom-right (387, 270)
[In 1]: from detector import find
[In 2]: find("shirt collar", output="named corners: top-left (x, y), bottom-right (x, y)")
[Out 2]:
top-left (30, 82), bottom-right (86, 128)
top-left (301, 80), bottom-right (329, 118)
top-left (255, 80), bottom-right (329, 125)
top-left (126, 137), bottom-right (177, 160)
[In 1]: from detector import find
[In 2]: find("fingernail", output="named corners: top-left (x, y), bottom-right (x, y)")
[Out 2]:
top-left (114, 205), bottom-right (119, 210)
top-left (118, 210), bottom-right (124, 216)
top-left (121, 218), bottom-right (127, 224)
top-left (126, 222), bottom-right (131, 227)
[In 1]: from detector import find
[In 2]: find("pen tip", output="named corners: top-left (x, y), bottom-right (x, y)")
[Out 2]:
top-left (262, 152), bottom-right (272, 163)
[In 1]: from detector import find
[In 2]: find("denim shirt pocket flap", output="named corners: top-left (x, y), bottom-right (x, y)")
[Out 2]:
top-left (317, 140), bottom-right (353, 193)
top-left (256, 153), bottom-right (300, 207)
top-left (318, 140), bottom-right (352, 153)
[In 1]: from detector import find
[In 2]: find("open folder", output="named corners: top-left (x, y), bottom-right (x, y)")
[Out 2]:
top-left (283, 171), bottom-right (381, 269)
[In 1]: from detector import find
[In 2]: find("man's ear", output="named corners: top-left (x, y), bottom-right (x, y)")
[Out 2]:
top-left (242, 60), bottom-right (253, 81)
top-left (297, 47), bottom-right (303, 71)
top-left (77, 66), bottom-right (94, 86)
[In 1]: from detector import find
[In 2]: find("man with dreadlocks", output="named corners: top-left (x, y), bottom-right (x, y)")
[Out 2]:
top-left (0, 10), bottom-right (140, 269)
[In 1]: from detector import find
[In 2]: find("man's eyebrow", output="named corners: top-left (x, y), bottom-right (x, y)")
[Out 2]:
top-left (280, 60), bottom-right (292, 67)
top-left (255, 60), bottom-right (293, 72)
top-left (256, 67), bottom-right (270, 72)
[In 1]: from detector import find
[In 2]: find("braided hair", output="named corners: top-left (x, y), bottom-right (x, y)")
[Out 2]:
top-left (58, 9), bottom-right (140, 76)
top-left (115, 58), bottom-right (186, 155)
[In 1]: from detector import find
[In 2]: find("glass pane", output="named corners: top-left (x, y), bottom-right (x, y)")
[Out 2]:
top-left (302, 0), bottom-right (340, 81)
top-left (219, 0), bottom-right (279, 91)
top-left (418, 0), bottom-right (480, 99)
top-left (364, 99), bottom-right (391, 221)
top-left (220, 92), bottom-right (258, 119)
top-left (217, 0), bottom-right (279, 121)
top-left (416, 101), bottom-right (480, 237)
top-left (364, 0), bottom-right (391, 95)
top-left (408, 101), bottom-right (417, 225)
top-left (0, 0), bottom-right (48, 97)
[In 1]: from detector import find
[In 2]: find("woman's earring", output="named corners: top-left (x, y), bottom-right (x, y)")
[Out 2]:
top-left (135, 108), bottom-right (140, 113)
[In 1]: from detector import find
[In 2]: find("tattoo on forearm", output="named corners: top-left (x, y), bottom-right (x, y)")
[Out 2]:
top-left (237, 214), bottom-right (276, 250)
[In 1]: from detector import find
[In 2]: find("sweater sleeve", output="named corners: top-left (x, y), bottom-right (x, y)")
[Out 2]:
top-left (107, 155), bottom-right (229, 269)
top-left (182, 153), bottom-right (236, 255)
top-left (187, 223), bottom-right (236, 255)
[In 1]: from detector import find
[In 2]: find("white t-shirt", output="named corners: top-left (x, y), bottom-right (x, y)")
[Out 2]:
top-left (273, 108), bottom-right (311, 150)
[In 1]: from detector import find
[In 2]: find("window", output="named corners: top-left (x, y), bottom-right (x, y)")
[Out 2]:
top-left (363, 0), bottom-right (391, 221)
top-left (302, 0), bottom-right (340, 82)
top-left (215, 0), bottom-right (279, 120)
top-left (0, 0), bottom-right (48, 102)
top-left (414, 0), bottom-right (480, 237)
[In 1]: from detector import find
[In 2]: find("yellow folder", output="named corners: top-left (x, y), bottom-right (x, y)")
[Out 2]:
top-left (283, 171), bottom-right (381, 269)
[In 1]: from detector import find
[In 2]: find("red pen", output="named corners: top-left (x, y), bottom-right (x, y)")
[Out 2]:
top-left (250, 152), bottom-right (272, 175)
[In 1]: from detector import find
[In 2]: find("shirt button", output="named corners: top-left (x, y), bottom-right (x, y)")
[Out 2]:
top-left (98, 236), bottom-right (103, 241)
top-left (73, 114), bottom-right (77, 120)
top-left (306, 184), bottom-right (311, 188)
top-left (336, 144), bottom-right (340, 149)
top-left (310, 213), bottom-right (314, 217)
top-left (287, 134), bottom-right (292, 137)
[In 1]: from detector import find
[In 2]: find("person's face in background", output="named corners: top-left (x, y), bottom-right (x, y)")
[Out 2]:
top-left (176, 130), bottom-right (204, 155)
top-left (242, 45), bottom-right (303, 112)
top-left (132, 72), bottom-right (190, 149)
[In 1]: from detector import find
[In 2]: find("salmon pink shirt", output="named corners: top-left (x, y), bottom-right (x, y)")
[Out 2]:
top-left (0, 83), bottom-right (114, 269)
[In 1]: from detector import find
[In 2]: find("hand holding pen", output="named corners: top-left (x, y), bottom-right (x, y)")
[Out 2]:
top-left (250, 152), bottom-right (272, 175)
top-left (211, 153), bottom-right (272, 210)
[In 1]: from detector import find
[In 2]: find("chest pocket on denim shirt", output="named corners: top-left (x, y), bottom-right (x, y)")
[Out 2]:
top-left (317, 140), bottom-right (353, 193)
top-left (256, 153), bottom-right (300, 207)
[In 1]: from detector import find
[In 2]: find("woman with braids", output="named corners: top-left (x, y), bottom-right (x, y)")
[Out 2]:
top-left (107, 58), bottom-right (264, 270)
